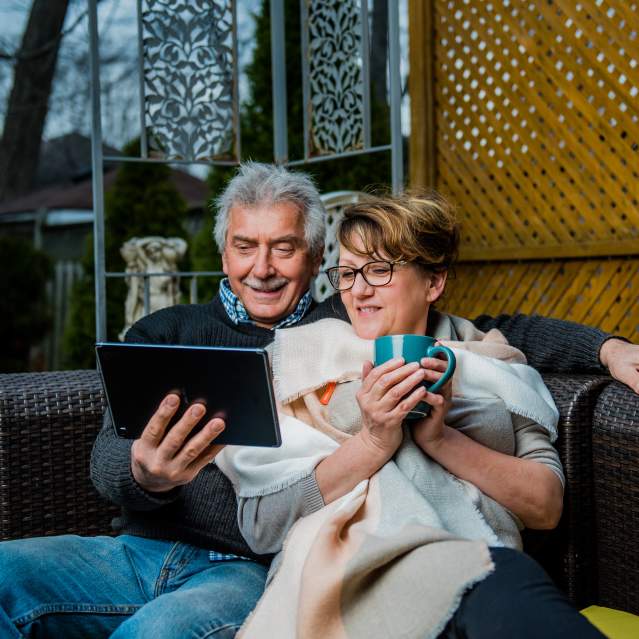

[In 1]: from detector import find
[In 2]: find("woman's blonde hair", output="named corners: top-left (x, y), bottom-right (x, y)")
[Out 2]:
top-left (338, 191), bottom-right (460, 271)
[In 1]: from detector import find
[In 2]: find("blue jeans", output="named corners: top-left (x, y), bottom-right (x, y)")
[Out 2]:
top-left (0, 534), bottom-right (267, 638)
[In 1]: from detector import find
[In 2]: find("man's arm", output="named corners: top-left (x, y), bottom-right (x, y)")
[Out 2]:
top-left (90, 410), bottom-right (182, 510)
top-left (90, 307), bottom-right (224, 508)
top-left (599, 338), bottom-right (639, 394)
top-left (90, 311), bottom-right (176, 509)
top-left (473, 313), bottom-right (639, 393)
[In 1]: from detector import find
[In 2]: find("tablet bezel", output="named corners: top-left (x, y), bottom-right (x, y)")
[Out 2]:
top-left (95, 342), bottom-right (281, 447)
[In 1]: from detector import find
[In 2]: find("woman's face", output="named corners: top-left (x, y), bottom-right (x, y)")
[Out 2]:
top-left (339, 235), bottom-right (446, 340)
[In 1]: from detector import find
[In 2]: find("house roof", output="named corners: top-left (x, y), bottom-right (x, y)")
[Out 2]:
top-left (0, 132), bottom-right (210, 218)
top-left (35, 132), bottom-right (122, 188)
top-left (0, 161), bottom-right (210, 217)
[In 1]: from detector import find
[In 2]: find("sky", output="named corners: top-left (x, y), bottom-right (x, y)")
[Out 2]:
top-left (0, 0), bottom-right (410, 177)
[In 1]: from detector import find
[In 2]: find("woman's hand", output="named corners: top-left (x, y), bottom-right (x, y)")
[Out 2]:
top-left (316, 359), bottom-right (427, 505)
top-left (410, 354), bottom-right (452, 452)
top-left (411, 384), bottom-right (452, 451)
top-left (356, 357), bottom-right (428, 459)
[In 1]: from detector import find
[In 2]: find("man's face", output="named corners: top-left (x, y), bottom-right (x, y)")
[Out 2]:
top-left (222, 202), bottom-right (322, 328)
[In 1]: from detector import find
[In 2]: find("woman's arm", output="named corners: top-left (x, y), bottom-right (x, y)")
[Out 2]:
top-left (237, 472), bottom-right (325, 554)
top-left (234, 358), bottom-right (432, 552)
top-left (315, 358), bottom-right (429, 504)
top-left (417, 427), bottom-right (563, 530)
top-left (412, 385), bottom-right (563, 530)
top-left (234, 438), bottom-right (391, 555)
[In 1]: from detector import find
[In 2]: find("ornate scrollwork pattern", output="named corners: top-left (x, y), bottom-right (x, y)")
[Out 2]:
top-left (141, 0), bottom-right (237, 161)
top-left (306, 0), bottom-right (366, 155)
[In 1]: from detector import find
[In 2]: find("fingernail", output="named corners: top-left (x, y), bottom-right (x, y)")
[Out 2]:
top-left (166, 395), bottom-right (179, 407)
top-left (192, 405), bottom-right (205, 417)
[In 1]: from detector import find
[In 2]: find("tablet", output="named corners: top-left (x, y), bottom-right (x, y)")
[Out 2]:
top-left (95, 342), bottom-right (281, 447)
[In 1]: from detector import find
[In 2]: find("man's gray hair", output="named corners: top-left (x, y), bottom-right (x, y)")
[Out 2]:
top-left (214, 162), bottom-right (326, 257)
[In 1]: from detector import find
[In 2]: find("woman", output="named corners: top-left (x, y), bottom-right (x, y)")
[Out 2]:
top-left (216, 192), bottom-right (603, 639)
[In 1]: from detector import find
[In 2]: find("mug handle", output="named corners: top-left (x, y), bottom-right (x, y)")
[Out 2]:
top-left (425, 345), bottom-right (456, 393)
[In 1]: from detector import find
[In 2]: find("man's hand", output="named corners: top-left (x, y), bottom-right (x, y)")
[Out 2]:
top-left (599, 338), bottom-right (639, 394)
top-left (131, 393), bottom-right (226, 492)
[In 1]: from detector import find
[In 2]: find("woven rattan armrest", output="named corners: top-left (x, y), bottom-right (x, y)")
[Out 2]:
top-left (0, 370), bottom-right (118, 540)
top-left (525, 373), bottom-right (609, 609)
top-left (592, 381), bottom-right (639, 615)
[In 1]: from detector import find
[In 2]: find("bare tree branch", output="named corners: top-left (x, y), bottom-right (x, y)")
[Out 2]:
top-left (0, 7), bottom-right (87, 62)
top-left (0, 0), bottom-right (70, 201)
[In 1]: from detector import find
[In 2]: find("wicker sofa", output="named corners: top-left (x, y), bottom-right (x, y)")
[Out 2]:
top-left (0, 369), bottom-right (638, 615)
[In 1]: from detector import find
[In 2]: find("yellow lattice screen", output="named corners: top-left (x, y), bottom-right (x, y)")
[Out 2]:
top-left (444, 258), bottom-right (639, 342)
top-left (432, 0), bottom-right (639, 261)
top-left (409, 0), bottom-right (639, 339)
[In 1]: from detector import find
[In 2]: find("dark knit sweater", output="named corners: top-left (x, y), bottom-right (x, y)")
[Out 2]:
top-left (90, 294), bottom-right (610, 560)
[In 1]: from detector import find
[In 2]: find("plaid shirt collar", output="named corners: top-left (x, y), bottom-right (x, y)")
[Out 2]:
top-left (218, 277), bottom-right (313, 329)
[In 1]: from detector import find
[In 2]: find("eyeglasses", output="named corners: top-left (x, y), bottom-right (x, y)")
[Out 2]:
top-left (325, 260), bottom-right (407, 291)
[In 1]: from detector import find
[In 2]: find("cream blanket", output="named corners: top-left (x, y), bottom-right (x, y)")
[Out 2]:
top-left (216, 316), bottom-right (559, 639)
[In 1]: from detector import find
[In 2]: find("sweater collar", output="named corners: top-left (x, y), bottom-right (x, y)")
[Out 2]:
top-left (218, 277), bottom-right (313, 329)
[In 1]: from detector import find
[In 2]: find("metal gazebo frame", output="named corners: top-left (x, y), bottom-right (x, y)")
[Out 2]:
top-left (88, 0), bottom-right (403, 343)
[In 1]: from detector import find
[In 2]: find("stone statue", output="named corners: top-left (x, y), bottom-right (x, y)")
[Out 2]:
top-left (119, 236), bottom-right (188, 340)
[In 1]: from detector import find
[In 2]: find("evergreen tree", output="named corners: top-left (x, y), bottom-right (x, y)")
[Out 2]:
top-left (193, 0), bottom-right (393, 299)
top-left (63, 139), bottom-right (188, 369)
top-left (0, 236), bottom-right (51, 372)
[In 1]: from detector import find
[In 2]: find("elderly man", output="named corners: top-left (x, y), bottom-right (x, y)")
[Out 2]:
top-left (0, 162), bottom-right (637, 638)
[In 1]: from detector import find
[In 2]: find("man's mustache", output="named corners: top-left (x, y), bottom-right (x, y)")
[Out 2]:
top-left (242, 276), bottom-right (289, 292)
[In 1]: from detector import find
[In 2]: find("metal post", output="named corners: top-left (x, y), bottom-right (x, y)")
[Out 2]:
top-left (33, 207), bottom-right (46, 250)
top-left (136, 0), bottom-right (148, 158)
top-left (88, 0), bottom-right (107, 343)
top-left (270, 0), bottom-right (288, 164)
top-left (388, 0), bottom-right (403, 193)
top-left (231, 0), bottom-right (241, 161)
top-left (190, 276), bottom-right (198, 304)
top-left (360, 0), bottom-right (371, 150)
top-left (143, 276), bottom-right (151, 317)
top-left (300, 0), bottom-right (310, 160)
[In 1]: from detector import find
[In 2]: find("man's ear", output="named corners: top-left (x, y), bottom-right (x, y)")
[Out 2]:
top-left (311, 245), bottom-right (324, 276)
top-left (426, 270), bottom-right (448, 303)
top-left (221, 249), bottom-right (229, 275)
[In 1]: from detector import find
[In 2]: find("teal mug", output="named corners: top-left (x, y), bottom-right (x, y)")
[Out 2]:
top-left (374, 334), bottom-right (456, 419)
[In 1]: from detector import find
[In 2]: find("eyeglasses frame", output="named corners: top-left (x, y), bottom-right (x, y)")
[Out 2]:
top-left (324, 259), bottom-right (409, 291)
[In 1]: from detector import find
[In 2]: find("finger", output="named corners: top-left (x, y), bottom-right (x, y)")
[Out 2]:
top-left (360, 357), bottom-right (405, 392)
top-left (378, 367), bottom-right (427, 409)
top-left (187, 441), bottom-right (227, 473)
top-left (361, 360), bottom-right (374, 381)
top-left (420, 356), bottom-right (448, 372)
top-left (174, 417), bottom-right (225, 467)
top-left (370, 362), bottom-right (422, 401)
top-left (390, 384), bottom-right (427, 418)
top-left (157, 402), bottom-right (208, 460)
top-left (616, 363), bottom-right (639, 395)
top-left (139, 393), bottom-right (181, 445)
top-left (423, 391), bottom-right (447, 413)
top-left (422, 368), bottom-right (444, 384)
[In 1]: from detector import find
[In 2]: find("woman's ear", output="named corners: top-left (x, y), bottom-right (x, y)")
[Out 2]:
top-left (426, 270), bottom-right (448, 303)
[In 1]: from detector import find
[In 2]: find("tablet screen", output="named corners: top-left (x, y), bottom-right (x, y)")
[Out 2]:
top-left (96, 342), bottom-right (281, 447)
